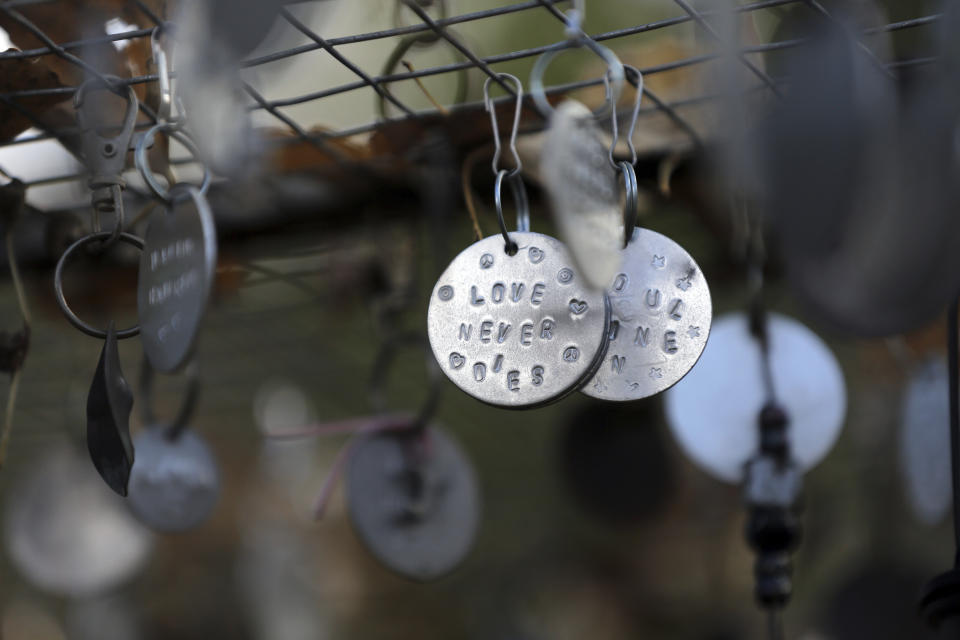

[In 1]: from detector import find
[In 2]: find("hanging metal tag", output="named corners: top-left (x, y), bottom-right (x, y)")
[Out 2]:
top-left (137, 184), bottom-right (217, 373)
top-left (86, 321), bottom-right (135, 497)
top-left (127, 427), bottom-right (220, 533)
top-left (346, 425), bottom-right (480, 581)
top-left (582, 227), bottom-right (712, 401)
top-left (427, 231), bottom-right (609, 408)
top-left (540, 100), bottom-right (623, 290)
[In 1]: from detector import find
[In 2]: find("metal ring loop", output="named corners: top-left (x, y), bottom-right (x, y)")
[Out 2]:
top-left (151, 26), bottom-right (174, 123)
top-left (135, 122), bottom-right (211, 202)
top-left (618, 161), bottom-right (638, 248)
top-left (139, 357), bottom-right (201, 440)
top-left (483, 73), bottom-right (524, 177)
top-left (529, 40), bottom-right (625, 120)
top-left (368, 332), bottom-right (441, 430)
top-left (607, 65), bottom-right (643, 169)
top-left (53, 231), bottom-right (144, 339)
top-left (377, 32), bottom-right (469, 120)
top-left (494, 169), bottom-right (530, 253)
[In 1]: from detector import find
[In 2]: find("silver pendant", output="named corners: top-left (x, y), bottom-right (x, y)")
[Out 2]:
top-left (540, 100), bottom-right (623, 290)
top-left (127, 427), bottom-right (220, 533)
top-left (664, 313), bottom-right (846, 484)
top-left (346, 425), bottom-right (479, 581)
top-left (3, 446), bottom-right (152, 597)
top-left (582, 227), bottom-right (712, 401)
top-left (137, 185), bottom-right (217, 373)
top-left (427, 232), bottom-right (610, 408)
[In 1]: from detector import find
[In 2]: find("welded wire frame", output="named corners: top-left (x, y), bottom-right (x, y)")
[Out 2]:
top-left (0, 0), bottom-right (945, 190)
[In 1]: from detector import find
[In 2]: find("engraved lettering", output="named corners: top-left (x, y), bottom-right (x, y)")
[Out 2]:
top-left (510, 283), bottom-right (525, 302)
top-left (491, 282), bottom-right (505, 303)
top-left (611, 355), bottom-right (626, 374)
top-left (669, 299), bottom-right (684, 321)
top-left (530, 283), bottom-right (546, 306)
top-left (493, 354), bottom-right (504, 373)
top-left (645, 289), bottom-right (662, 309)
top-left (635, 326), bottom-right (651, 347)
top-left (531, 365), bottom-right (544, 386)
top-left (520, 323), bottom-right (534, 346)
top-left (608, 320), bottom-right (620, 341)
top-left (473, 362), bottom-right (487, 382)
top-left (470, 285), bottom-right (485, 306)
top-left (458, 323), bottom-right (472, 341)
top-left (612, 273), bottom-right (629, 292)
top-left (496, 322), bottom-right (512, 344)
top-left (664, 330), bottom-right (678, 354)
top-left (480, 320), bottom-right (494, 344)
top-left (507, 370), bottom-right (520, 391)
top-left (540, 318), bottom-right (554, 340)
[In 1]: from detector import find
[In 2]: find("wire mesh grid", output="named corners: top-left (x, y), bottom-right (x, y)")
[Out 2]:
top-left (0, 0), bottom-right (945, 197)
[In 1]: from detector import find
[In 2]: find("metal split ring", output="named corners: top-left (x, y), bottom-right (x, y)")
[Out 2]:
top-left (54, 231), bottom-right (144, 339)
top-left (529, 40), bottom-right (624, 120)
top-left (139, 357), bottom-right (201, 441)
top-left (494, 169), bottom-right (530, 254)
top-left (135, 122), bottom-right (211, 202)
top-left (618, 160), bottom-right (639, 248)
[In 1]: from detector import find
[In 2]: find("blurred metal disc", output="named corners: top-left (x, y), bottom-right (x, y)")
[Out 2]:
top-left (427, 232), bottom-right (609, 408)
top-left (899, 357), bottom-right (951, 526)
top-left (3, 446), bottom-right (152, 597)
top-left (664, 313), bottom-right (846, 484)
top-left (346, 425), bottom-right (480, 581)
top-left (582, 227), bottom-right (711, 400)
top-left (138, 190), bottom-right (217, 374)
top-left (127, 428), bottom-right (220, 533)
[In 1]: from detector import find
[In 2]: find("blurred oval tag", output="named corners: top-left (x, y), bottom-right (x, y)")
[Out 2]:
top-left (541, 100), bottom-right (622, 290)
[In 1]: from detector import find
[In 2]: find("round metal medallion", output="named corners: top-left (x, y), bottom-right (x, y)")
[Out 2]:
top-left (664, 313), bottom-right (846, 484)
top-left (137, 186), bottom-right (217, 373)
top-left (127, 427), bottom-right (220, 533)
top-left (346, 425), bottom-right (480, 581)
top-left (582, 227), bottom-right (712, 401)
top-left (427, 232), bottom-right (610, 408)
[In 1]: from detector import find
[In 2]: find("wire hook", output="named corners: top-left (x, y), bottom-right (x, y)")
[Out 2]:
top-left (606, 65), bottom-right (643, 169)
top-left (483, 73), bottom-right (523, 178)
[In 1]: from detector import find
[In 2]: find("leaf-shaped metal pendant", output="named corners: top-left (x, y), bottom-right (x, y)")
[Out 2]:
top-left (86, 321), bottom-right (134, 496)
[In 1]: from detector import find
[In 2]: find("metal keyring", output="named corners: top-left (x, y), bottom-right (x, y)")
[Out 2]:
top-left (529, 40), bottom-right (625, 120)
top-left (494, 169), bottom-right (530, 254)
top-left (369, 333), bottom-right (442, 430)
top-left (483, 73), bottom-right (524, 178)
top-left (135, 123), bottom-right (211, 202)
top-left (139, 357), bottom-right (201, 441)
top-left (618, 160), bottom-right (639, 248)
top-left (54, 231), bottom-right (144, 339)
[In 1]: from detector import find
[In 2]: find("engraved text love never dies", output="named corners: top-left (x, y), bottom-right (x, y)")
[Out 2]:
top-left (582, 228), bottom-right (712, 401)
top-left (137, 186), bottom-right (217, 373)
top-left (428, 232), bottom-right (610, 408)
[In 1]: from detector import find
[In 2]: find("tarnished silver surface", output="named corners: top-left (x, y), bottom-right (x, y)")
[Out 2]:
top-left (4, 446), bottom-right (152, 597)
top-left (137, 186), bottom-right (217, 373)
top-left (899, 358), bottom-right (951, 526)
top-left (127, 427), bottom-right (220, 533)
top-left (346, 425), bottom-right (480, 581)
top-left (427, 232), bottom-right (609, 408)
top-left (540, 101), bottom-right (623, 290)
top-left (582, 228), bottom-right (712, 401)
top-left (664, 313), bottom-right (846, 484)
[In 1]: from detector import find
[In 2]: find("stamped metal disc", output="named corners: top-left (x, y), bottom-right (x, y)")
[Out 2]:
top-left (664, 313), bottom-right (846, 484)
top-left (899, 358), bottom-right (951, 526)
top-left (346, 425), bottom-right (480, 581)
top-left (582, 227), bottom-right (712, 401)
top-left (4, 446), bottom-right (152, 597)
top-left (427, 232), bottom-right (610, 408)
top-left (127, 427), bottom-right (220, 533)
top-left (137, 190), bottom-right (217, 373)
